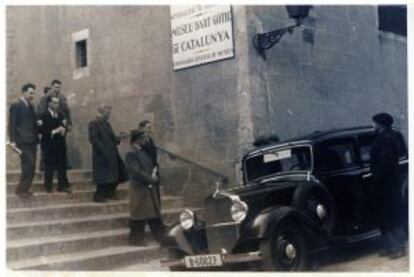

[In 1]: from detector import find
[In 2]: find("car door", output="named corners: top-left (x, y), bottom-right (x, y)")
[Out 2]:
top-left (314, 137), bottom-right (365, 235)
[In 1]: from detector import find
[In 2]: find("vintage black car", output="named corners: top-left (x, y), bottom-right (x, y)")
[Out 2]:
top-left (161, 126), bottom-right (408, 271)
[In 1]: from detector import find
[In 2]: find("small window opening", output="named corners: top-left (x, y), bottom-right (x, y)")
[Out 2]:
top-left (75, 40), bottom-right (88, 68)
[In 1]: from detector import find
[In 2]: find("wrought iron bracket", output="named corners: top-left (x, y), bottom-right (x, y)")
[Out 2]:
top-left (252, 23), bottom-right (299, 60)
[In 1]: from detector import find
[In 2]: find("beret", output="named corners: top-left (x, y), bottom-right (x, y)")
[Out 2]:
top-left (372, 113), bottom-right (393, 127)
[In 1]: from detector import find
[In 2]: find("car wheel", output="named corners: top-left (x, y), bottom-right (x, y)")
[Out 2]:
top-left (260, 220), bottom-right (307, 271)
top-left (291, 183), bottom-right (336, 236)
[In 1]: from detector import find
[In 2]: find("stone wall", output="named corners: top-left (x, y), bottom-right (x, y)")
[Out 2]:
top-left (246, 5), bottom-right (407, 141)
top-left (6, 6), bottom-right (407, 191)
top-left (6, 6), bottom-right (252, 190)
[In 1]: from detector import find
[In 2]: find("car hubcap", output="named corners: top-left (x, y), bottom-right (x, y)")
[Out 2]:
top-left (316, 204), bottom-right (326, 219)
top-left (285, 243), bottom-right (297, 259)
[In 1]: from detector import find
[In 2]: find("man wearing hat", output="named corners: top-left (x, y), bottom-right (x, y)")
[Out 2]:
top-left (370, 112), bottom-right (406, 259)
top-left (125, 129), bottom-right (165, 246)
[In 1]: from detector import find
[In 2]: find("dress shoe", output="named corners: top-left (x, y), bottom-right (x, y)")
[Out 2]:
top-left (58, 187), bottom-right (72, 194)
top-left (94, 198), bottom-right (108, 203)
top-left (379, 250), bottom-right (390, 257)
top-left (108, 195), bottom-right (120, 201)
top-left (16, 191), bottom-right (33, 198)
top-left (389, 249), bottom-right (406, 260)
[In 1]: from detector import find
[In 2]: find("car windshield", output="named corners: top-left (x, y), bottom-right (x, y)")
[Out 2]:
top-left (244, 145), bottom-right (312, 183)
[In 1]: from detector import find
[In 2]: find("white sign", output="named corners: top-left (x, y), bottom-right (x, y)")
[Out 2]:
top-left (170, 5), bottom-right (234, 70)
top-left (263, 150), bottom-right (292, 163)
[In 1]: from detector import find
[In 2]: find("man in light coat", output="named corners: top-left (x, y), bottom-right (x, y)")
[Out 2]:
top-left (125, 129), bottom-right (165, 246)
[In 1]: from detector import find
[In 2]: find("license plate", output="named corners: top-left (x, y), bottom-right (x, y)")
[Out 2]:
top-left (184, 254), bottom-right (223, 268)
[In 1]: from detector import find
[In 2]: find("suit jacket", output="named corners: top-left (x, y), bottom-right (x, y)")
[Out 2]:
top-left (88, 116), bottom-right (128, 184)
top-left (142, 137), bottom-right (158, 166)
top-left (39, 110), bottom-right (66, 149)
top-left (38, 94), bottom-right (72, 126)
top-left (8, 99), bottom-right (38, 145)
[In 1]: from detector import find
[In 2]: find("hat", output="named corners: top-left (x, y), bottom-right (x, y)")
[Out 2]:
top-left (372, 113), bottom-right (394, 127)
top-left (130, 129), bottom-right (145, 144)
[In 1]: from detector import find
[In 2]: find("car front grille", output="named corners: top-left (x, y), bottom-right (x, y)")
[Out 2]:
top-left (204, 194), bottom-right (240, 253)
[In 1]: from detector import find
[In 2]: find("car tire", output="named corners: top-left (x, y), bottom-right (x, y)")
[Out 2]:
top-left (260, 220), bottom-right (307, 271)
top-left (291, 182), bottom-right (336, 236)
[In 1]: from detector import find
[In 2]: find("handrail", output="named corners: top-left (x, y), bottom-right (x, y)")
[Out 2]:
top-left (156, 146), bottom-right (229, 183)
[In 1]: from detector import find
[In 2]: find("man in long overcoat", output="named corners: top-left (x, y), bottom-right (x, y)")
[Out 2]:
top-left (125, 129), bottom-right (165, 246)
top-left (88, 103), bottom-right (128, 202)
top-left (8, 83), bottom-right (40, 197)
top-left (370, 113), bottom-right (406, 259)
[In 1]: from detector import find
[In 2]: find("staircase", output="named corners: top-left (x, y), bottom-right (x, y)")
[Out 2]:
top-left (6, 170), bottom-right (182, 271)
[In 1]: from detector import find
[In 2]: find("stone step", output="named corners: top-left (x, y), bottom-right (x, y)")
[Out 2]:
top-left (7, 169), bottom-right (92, 183)
top-left (110, 259), bottom-right (168, 271)
top-left (7, 187), bottom-right (128, 208)
top-left (7, 228), bottom-right (131, 262)
top-left (7, 206), bottom-right (182, 240)
top-left (7, 200), bottom-right (128, 224)
top-left (7, 179), bottom-right (94, 195)
top-left (7, 198), bottom-right (184, 224)
top-left (8, 243), bottom-right (166, 270)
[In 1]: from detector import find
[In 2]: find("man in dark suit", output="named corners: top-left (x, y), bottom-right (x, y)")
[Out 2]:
top-left (370, 113), bottom-right (406, 259)
top-left (39, 96), bottom-right (71, 193)
top-left (50, 79), bottom-right (72, 132)
top-left (88, 103), bottom-right (128, 202)
top-left (8, 83), bottom-right (40, 197)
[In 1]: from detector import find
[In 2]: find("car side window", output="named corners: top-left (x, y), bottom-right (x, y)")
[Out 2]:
top-left (315, 139), bottom-right (358, 172)
top-left (357, 134), bottom-right (377, 166)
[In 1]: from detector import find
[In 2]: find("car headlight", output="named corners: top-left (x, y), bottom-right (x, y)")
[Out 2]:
top-left (231, 200), bottom-right (248, 223)
top-left (180, 209), bottom-right (195, 230)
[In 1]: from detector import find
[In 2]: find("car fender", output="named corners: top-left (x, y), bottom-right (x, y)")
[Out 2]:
top-left (243, 205), bottom-right (327, 244)
top-left (164, 223), bottom-right (194, 255)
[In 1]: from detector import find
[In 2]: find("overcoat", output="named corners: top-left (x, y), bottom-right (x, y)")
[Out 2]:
top-left (88, 116), bottom-right (128, 185)
top-left (370, 128), bottom-right (403, 228)
top-left (125, 145), bottom-right (161, 220)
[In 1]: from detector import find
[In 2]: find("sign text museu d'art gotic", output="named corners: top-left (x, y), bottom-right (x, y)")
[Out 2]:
top-left (171, 5), bottom-right (234, 70)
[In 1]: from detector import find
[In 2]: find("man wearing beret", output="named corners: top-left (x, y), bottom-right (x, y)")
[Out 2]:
top-left (125, 129), bottom-right (165, 246)
top-left (370, 113), bottom-right (406, 259)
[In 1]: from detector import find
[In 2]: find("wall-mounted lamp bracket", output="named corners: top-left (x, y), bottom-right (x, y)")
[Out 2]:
top-left (252, 23), bottom-right (299, 60)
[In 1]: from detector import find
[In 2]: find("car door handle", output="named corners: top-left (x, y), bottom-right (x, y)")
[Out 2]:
top-left (362, 173), bottom-right (372, 179)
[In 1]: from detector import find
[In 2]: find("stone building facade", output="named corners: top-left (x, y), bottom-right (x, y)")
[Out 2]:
top-left (6, 6), bottom-right (407, 192)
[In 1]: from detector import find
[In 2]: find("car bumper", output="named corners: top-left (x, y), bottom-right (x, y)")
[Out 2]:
top-left (160, 251), bottom-right (262, 268)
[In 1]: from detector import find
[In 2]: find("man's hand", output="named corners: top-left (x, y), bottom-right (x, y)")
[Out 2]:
top-left (152, 167), bottom-right (158, 179)
top-left (120, 131), bottom-right (129, 140)
top-left (37, 120), bottom-right (43, 126)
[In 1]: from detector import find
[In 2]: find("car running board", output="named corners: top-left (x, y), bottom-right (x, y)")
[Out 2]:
top-left (329, 229), bottom-right (381, 244)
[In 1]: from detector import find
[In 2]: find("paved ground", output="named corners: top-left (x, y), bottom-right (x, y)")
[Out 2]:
top-left (115, 238), bottom-right (409, 272)
top-left (314, 239), bottom-right (409, 272)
